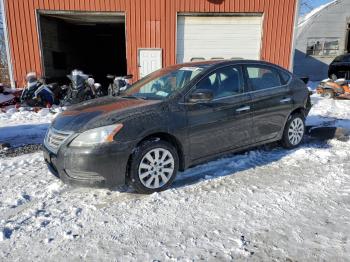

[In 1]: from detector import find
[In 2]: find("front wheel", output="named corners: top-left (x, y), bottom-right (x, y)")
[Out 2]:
top-left (281, 114), bottom-right (305, 149)
top-left (128, 140), bottom-right (179, 194)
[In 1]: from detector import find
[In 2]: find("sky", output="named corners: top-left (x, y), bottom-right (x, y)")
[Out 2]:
top-left (300, 0), bottom-right (333, 15)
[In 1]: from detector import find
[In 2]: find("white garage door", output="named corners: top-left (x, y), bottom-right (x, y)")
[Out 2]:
top-left (177, 16), bottom-right (263, 63)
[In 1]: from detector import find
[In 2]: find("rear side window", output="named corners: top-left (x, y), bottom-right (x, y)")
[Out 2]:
top-left (279, 70), bottom-right (291, 85)
top-left (246, 66), bottom-right (282, 91)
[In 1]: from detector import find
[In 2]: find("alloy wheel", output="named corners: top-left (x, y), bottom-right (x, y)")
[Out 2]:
top-left (288, 118), bottom-right (305, 146)
top-left (138, 148), bottom-right (175, 189)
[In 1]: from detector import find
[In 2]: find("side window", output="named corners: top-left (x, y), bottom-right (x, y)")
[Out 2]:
top-left (279, 70), bottom-right (291, 85)
top-left (246, 66), bottom-right (282, 91)
top-left (195, 66), bottom-right (244, 99)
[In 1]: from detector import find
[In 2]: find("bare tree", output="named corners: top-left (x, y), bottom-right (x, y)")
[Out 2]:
top-left (0, 7), bottom-right (10, 85)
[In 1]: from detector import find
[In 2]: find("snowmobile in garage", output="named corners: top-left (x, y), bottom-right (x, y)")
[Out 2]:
top-left (20, 72), bottom-right (64, 108)
top-left (61, 70), bottom-right (103, 106)
top-left (107, 74), bottom-right (133, 97)
top-left (316, 78), bottom-right (350, 99)
top-left (0, 84), bottom-right (22, 109)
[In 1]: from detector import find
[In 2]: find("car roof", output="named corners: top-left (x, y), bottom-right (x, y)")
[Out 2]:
top-left (334, 53), bottom-right (350, 61)
top-left (175, 59), bottom-right (282, 69)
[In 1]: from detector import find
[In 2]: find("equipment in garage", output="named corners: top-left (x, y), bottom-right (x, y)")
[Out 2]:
top-left (38, 12), bottom-right (127, 87)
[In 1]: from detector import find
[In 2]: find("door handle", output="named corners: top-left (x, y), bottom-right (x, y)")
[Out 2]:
top-left (280, 97), bottom-right (292, 103)
top-left (236, 106), bottom-right (251, 112)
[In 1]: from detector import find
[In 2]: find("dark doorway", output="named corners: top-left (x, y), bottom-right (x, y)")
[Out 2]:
top-left (39, 13), bottom-right (126, 87)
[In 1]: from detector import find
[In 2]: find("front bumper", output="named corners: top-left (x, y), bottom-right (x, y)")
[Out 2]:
top-left (43, 140), bottom-right (134, 188)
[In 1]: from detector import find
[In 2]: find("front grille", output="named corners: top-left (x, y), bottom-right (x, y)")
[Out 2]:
top-left (44, 128), bottom-right (73, 154)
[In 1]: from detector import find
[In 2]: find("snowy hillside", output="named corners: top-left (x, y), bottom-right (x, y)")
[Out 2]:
top-left (0, 95), bottom-right (349, 261)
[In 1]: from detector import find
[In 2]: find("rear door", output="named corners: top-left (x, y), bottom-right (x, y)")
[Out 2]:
top-left (244, 64), bottom-right (293, 143)
top-left (185, 65), bottom-right (253, 160)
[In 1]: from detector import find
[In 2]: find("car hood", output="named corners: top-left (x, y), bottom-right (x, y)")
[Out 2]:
top-left (52, 97), bottom-right (162, 132)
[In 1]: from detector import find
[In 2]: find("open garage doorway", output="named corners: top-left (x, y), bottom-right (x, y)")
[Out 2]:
top-left (37, 12), bottom-right (126, 87)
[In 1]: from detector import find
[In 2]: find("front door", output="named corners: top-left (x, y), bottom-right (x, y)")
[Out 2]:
top-left (186, 65), bottom-right (253, 160)
top-left (245, 64), bottom-right (293, 142)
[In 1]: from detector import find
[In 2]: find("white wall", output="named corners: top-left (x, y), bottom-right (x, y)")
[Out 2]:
top-left (294, 0), bottom-right (350, 80)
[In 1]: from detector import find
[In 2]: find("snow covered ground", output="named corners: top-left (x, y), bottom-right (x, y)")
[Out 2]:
top-left (0, 108), bottom-right (57, 147)
top-left (0, 95), bottom-right (350, 261)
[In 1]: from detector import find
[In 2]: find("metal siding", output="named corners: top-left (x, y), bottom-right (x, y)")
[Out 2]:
top-left (4, 0), bottom-right (297, 87)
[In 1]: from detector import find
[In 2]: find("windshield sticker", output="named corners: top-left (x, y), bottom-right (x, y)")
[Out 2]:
top-left (156, 91), bottom-right (169, 97)
top-left (180, 67), bottom-right (202, 72)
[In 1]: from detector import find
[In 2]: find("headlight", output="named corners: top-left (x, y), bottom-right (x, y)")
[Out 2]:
top-left (70, 124), bottom-right (123, 147)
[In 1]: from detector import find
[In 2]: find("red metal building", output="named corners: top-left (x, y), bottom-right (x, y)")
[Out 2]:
top-left (1, 0), bottom-right (299, 87)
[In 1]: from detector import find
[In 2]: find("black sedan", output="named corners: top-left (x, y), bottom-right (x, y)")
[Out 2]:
top-left (328, 53), bottom-right (350, 79)
top-left (43, 60), bottom-right (311, 193)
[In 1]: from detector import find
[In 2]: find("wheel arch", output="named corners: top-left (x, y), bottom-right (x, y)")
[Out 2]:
top-left (279, 106), bottom-right (307, 141)
top-left (126, 132), bottom-right (186, 180)
top-left (290, 107), bottom-right (308, 119)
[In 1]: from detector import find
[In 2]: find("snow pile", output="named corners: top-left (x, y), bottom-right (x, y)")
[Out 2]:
top-left (307, 95), bottom-right (350, 129)
top-left (0, 108), bottom-right (58, 147)
top-left (0, 108), bottom-right (57, 127)
top-left (0, 97), bottom-right (349, 260)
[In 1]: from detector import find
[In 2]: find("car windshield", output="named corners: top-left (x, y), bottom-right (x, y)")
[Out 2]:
top-left (123, 65), bottom-right (207, 100)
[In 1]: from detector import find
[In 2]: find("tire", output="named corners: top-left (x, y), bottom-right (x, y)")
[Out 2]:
top-left (281, 113), bottom-right (305, 149)
top-left (323, 90), bottom-right (334, 99)
top-left (128, 139), bottom-right (179, 194)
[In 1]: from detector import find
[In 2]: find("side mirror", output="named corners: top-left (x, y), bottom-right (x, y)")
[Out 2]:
top-left (188, 89), bottom-right (214, 103)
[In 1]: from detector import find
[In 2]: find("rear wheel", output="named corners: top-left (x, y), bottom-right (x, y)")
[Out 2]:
top-left (281, 114), bottom-right (305, 149)
top-left (128, 140), bottom-right (179, 194)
